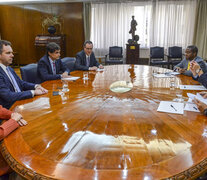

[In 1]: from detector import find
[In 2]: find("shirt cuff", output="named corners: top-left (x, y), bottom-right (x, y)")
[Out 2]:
top-left (31, 90), bottom-right (35, 97)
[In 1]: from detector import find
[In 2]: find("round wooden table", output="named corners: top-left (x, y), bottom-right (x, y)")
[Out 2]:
top-left (1, 65), bottom-right (207, 180)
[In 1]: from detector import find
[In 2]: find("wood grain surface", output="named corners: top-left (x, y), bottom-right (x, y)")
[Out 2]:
top-left (1, 65), bottom-right (207, 180)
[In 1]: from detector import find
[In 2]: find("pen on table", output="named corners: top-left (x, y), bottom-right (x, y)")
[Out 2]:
top-left (193, 106), bottom-right (198, 110)
top-left (170, 104), bottom-right (177, 111)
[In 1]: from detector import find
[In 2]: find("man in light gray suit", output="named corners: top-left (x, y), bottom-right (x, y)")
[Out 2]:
top-left (174, 45), bottom-right (207, 77)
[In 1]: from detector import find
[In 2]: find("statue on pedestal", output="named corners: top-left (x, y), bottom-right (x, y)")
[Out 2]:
top-left (128, 16), bottom-right (139, 44)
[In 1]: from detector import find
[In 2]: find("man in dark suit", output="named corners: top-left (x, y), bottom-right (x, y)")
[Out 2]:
top-left (75, 40), bottom-right (104, 71)
top-left (37, 42), bottom-right (70, 82)
top-left (0, 40), bottom-right (48, 109)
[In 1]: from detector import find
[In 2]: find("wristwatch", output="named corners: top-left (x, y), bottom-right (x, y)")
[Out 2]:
top-left (196, 68), bottom-right (201, 74)
top-left (204, 108), bottom-right (207, 116)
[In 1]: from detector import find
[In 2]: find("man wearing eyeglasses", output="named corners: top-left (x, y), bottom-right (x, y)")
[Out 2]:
top-left (75, 40), bottom-right (103, 71)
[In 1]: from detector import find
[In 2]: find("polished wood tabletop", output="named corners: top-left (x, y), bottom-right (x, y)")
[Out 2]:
top-left (1, 65), bottom-right (207, 180)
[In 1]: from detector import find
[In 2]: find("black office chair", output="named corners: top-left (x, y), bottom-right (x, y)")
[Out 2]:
top-left (20, 63), bottom-right (42, 84)
top-left (105, 46), bottom-right (124, 65)
top-left (149, 46), bottom-right (169, 68)
top-left (61, 57), bottom-right (76, 72)
top-left (168, 46), bottom-right (183, 69)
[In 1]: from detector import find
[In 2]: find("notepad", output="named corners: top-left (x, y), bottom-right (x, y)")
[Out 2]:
top-left (61, 76), bottom-right (80, 81)
top-left (157, 101), bottom-right (184, 114)
top-left (180, 85), bottom-right (206, 90)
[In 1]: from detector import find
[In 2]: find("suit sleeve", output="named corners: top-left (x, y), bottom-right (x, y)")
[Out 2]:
top-left (75, 54), bottom-right (89, 71)
top-left (198, 61), bottom-right (207, 74)
top-left (198, 73), bottom-right (207, 88)
top-left (0, 119), bottom-right (19, 141)
top-left (0, 76), bottom-right (33, 106)
top-left (174, 59), bottom-right (185, 70)
top-left (92, 53), bottom-right (100, 67)
top-left (59, 60), bottom-right (70, 74)
top-left (38, 60), bottom-right (61, 81)
top-left (0, 105), bottom-right (12, 120)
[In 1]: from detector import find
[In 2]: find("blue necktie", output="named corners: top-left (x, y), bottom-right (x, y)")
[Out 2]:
top-left (6, 67), bottom-right (21, 92)
top-left (52, 61), bottom-right (56, 74)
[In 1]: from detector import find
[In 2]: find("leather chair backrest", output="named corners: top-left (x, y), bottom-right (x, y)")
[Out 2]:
top-left (109, 46), bottom-right (123, 59)
top-left (61, 57), bottom-right (76, 72)
top-left (168, 46), bottom-right (182, 58)
top-left (20, 63), bottom-right (41, 84)
top-left (150, 46), bottom-right (164, 58)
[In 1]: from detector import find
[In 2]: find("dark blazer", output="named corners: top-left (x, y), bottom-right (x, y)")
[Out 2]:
top-left (37, 55), bottom-right (70, 82)
top-left (0, 66), bottom-right (35, 109)
top-left (75, 50), bottom-right (99, 71)
top-left (196, 73), bottom-right (207, 88)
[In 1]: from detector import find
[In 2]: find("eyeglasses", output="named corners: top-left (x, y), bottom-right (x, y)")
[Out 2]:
top-left (85, 48), bottom-right (93, 50)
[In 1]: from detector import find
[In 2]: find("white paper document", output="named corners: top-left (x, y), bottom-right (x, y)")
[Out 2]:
top-left (187, 93), bottom-right (207, 105)
top-left (184, 102), bottom-right (199, 112)
top-left (157, 101), bottom-right (184, 114)
top-left (170, 72), bottom-right (180, 75)
top-left (61, 76), bottom-right (80, 81)
top-left (153, 73), bottom-right (175, 78)
top-left (96, 68), bottom-right (104, 72)
top-left (180, 85), bottom-right (207, 90)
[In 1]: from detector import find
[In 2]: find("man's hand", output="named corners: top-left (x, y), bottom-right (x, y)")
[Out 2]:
top-left (62, 72), bottom-right (71, 78)
top-left (193, 98), bottom-right (207, 113)
top-left (99, 64), bottom-right (104, 69)
top-left (36, 85), bottom-right (48, 94)
top-left (11, 112), bottom-right (22, 121)
top-left (175, 67), bottom-right (186, 74)
top-left (199, 92), bottom-right (207, 99)
top-left (34, 88), bottom-right (47, 96)
top-left (89, 66), bottom-right (98, 71)
top-left (11, 112), bottom-right (27, 126)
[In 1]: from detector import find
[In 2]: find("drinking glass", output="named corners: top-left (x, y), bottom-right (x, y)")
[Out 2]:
top-left (83, 72), bottom-right (89, 80)
top-left (62, 80), bottom-right (69, 92)
top-left (169, 77), bottom-right (176, 90)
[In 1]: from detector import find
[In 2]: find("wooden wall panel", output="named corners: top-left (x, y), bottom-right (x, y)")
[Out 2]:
top-left (0, 3), bottom-right (84, 65)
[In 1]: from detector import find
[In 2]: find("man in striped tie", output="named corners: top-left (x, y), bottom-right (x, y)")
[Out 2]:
top-left (0, 40), bottom-right (48, 109)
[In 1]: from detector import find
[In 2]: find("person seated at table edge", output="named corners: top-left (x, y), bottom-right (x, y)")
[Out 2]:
top-left (37, 42), bottom-right (70, 82)
top-left (0, 40), bottom-right (48, 109)
top-left (75, 40), bottom-right (103, 71)
top-left (193, 92), bottom-right (207, 116)
top-left (174, 45), bottom-right (207, 77)
top-left (0, 105), bottom-right (27, 141)
top-left (190, 60), bottom-right (207, 88)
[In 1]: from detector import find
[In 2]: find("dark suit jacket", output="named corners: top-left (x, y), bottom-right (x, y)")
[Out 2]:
top-left (195, 73), bottom-right (207, 88)
top-left (37, 55), bottom-right (70, 82)
top-left (0, 67), bottom-right (35, 109)
top-left (75, 50), bottom-right (99, 71)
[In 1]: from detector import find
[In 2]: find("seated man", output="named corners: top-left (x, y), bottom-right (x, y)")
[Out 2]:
top-left (0, 105), bottom-right (26, 177)
top-left (193, 92), bottom-right (207, 116)
top-left (0, 40), bottom-right (48, 109)
top-left (75, 40), bottom-right (103, 71)
top-left (37, 42), bottom-right (70, 82)
top-left (190, 60), bottom-right (207, 88)
top-left (174, 45), bottom-right (207, 76)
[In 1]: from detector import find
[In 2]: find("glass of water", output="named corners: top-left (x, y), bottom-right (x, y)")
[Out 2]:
top-left (62, 80), bottom-right (69, 92)
top-left (83, 72), bottom-right (89, 80)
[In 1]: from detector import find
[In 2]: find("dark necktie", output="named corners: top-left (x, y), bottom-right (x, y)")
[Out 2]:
top-left (52, 61), bottom-right (56, 74)
top-left (6, 67), bottom-right (21, 92)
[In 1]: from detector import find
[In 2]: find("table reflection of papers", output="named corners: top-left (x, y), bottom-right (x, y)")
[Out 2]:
top-left (21, 97), bottom-right (50, 110)
top-left (62, 76), bottom-right (80, 81)
top-left (157, 101), bottom-right (184, 114)
top-left (180, 85), bottom-right (206, 90)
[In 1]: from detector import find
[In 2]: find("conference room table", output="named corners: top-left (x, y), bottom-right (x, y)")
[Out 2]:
top-left (1, 65), bottom-right (207, 180)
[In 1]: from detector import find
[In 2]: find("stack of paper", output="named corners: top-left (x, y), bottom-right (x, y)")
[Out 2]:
top-left (157, 101), bottom-right (184, 114)
top-left (61, 76), bottom-right (80, 81)
top-left (179, 85), bottom-right (206, 90)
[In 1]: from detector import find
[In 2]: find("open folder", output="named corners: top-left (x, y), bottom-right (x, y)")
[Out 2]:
top-left (157, 101), bottom-right (184, 114)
